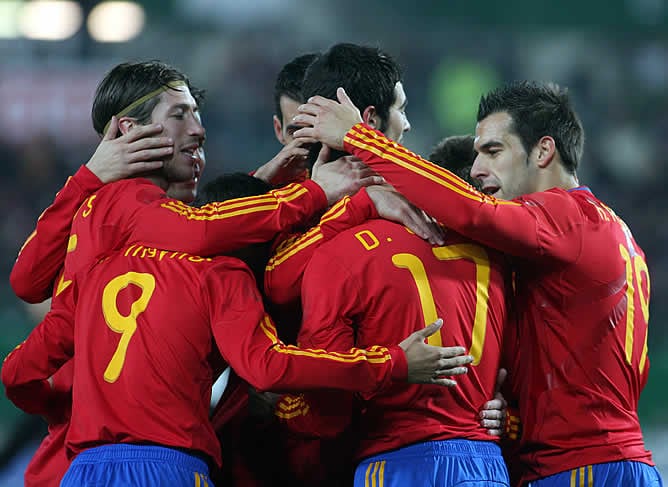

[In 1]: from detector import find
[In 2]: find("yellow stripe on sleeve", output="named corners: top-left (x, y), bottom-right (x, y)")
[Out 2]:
top-left (346, 125), bottom-right (520, 207)
top-left (259, 316), bottom-right (391, 364)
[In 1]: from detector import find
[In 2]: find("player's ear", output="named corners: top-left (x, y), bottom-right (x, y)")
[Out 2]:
top-left (117, 117), bottom-right (138, 135)
top-left (535, 136), bottom-right (556, 169)
top-left (362, 106), bottom-right (379, 130)
top-left (273, 115), bottom-right (285, 145)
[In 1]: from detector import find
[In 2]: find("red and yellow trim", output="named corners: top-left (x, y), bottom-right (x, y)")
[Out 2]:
top-left (160, 184), bottom-right (309, 221)
top-left (259, 315), bottom-right (391, 364)
top-left (345, 124), bottom-right (520, 207)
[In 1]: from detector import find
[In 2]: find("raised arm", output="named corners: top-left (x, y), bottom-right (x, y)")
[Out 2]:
top-left (293, 89), bottom-right (582, 263)
top-left (10, 119), bottom-right (171, 303)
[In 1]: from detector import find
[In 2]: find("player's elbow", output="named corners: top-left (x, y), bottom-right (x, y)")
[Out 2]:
top-left (9, 269), bottom-right (48, 304)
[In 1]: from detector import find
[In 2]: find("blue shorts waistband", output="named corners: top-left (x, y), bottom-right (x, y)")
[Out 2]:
top-left (364, 439), bottom-right (502, 462)
top-left (72, 444), bottom-right (208, 473)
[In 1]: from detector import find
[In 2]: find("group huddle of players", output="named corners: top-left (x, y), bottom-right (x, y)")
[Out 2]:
top-left (2, 42), bottom-right (663, 487)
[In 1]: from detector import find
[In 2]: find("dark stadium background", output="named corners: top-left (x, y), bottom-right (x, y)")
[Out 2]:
top-left (0, 0), bottom-right (666, 482)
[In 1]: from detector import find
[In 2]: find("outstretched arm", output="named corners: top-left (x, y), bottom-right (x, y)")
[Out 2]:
top-left (294, 88), bottom-right (583, 263)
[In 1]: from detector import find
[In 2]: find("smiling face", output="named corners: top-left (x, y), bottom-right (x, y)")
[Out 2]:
top-left (471, 111), bottom-right (537, 201)
top-left (148, 86), bottom-right (206, 203)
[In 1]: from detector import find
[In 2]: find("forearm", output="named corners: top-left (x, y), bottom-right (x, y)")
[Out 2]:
top-left (132, 180), bottom-right (328, 256)
top-left (216, 314), bottom-right (407, 395)
top-left (10, 166), bottom-right (103, 303)
top-left (344, 124), bottom-right (551, 258)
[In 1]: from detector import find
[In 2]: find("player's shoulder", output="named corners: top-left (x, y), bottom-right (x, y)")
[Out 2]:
top-left (93, 177), bottom-right (163, 201)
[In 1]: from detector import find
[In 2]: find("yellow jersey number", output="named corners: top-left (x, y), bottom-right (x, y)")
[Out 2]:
top-left (392, 244), bottom-right (491, 365)
top-left (101, 272), bottom-right (156, 383)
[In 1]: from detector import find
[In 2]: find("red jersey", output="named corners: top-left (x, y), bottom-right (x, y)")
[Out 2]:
top-left (343, 123), bottom-right (654, 481)
top-left (278, 219), bottom-right (510, 461)
top-left (63, 177), bottom-right (328, 280)
top-left (264, 188), bottom-right (378, 306)
top-left (10, 165), bottom-right (103, 303)
top-left (2, 243), bottom-right (407, 467)
top-left (22, 359), bottom-right (73, 487)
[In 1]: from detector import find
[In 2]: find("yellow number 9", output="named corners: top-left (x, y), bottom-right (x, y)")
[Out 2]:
top-left (101, 272), bottom-right (156, 383)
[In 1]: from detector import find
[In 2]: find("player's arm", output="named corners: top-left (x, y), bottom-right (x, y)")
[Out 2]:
top-left (129, 180), bottom-right (328, 256)
top-left (9, 167), bottom-right (103, 303)
top-left (9, 120), bottom-right (169, 303)
top-left (342, 124), bottom-right (582, 263)
top-left (275, 252), bottom-right (365, 438)
top-left (265, 189), bottom-right (378, 305)
top-left (1, 287), bottom-right (76, 416)
top-left (265, 185), bottom-right (445, 305)
top-left (207, 259), bottom-right (471, 395)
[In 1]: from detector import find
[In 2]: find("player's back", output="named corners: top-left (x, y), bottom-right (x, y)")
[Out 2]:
top-left (303, 219), bottom-right (511, 459)
top-left (66, 242), bottom-right (239, 466)
top-left (513, 188), bottom-right (654, 479)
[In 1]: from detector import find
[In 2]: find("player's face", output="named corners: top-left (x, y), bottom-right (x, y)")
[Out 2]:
top-left (166, 147), bottom-right (206, 203)
top-left (471, 111), bottom-right (536, 201)
top-left (273, 95), bottom-right (303, 145)
top-left (150, 86), bottom-right (206, 203)
top-left (382, 82), bottom-right (411, 144)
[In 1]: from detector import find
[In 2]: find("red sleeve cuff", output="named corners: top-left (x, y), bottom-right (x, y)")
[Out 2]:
top-left (388, 345), bottom-right (408, 381)
top-left (72, 165), bottom-right (104, 193)
top-left (300, 179), bottom-right (328, 213)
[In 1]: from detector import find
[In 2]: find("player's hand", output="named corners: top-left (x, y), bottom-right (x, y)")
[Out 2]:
top-left (479, 368), bottom-right (508, 436)
top-left (399, 318), bottom-right (473, 386)
top-left (247, 387), bottom-right (281, 420)
top-left (365, 185), bottom-right (446, 245)
top-left (253, 137), bottom-right (317, 185)
top-left (310, 146), bottom-right (384, 205)
top-left (293, 87), bottom-right (363, 151)
top-left (86, 116), bottom-right (173, 183)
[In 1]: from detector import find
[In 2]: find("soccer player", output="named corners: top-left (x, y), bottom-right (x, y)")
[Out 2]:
top-left (293, 81), bottom-right (663, 486)
top-left (2, 172), bottom-right (472, 486)
top-left (253, 52), bottom-right (320, 186)
top-left (7, 118), bottom-right (183, 487)
top-left (9, 117), bottom-right (173, 305)
top-left (272, 43), bottom-right (512, 486)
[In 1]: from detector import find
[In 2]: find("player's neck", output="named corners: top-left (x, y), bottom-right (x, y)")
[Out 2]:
top-left (536, 164), bottom-right (579, 193)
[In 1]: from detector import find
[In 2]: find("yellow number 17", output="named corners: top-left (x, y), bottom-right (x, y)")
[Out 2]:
top-left (392, 244), bottom-right (491, 365)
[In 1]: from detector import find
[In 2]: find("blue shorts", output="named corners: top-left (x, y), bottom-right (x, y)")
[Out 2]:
top-left (525, 461), bottom-right (663, 487)
top-left (60, 444), bottom-right (212, 487)
top-left (354, 439), bottom-right (509, 487)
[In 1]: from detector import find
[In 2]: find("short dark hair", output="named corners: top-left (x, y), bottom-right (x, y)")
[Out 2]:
top-left (273, 53), bottom-right (320, 120)
top-left (429, 134), bottom-right (479, 188)
top-left (193, 173), bottom-right (273, 291)
top-left (302, 43), bottom-right (402, 132)
top-left (477, 81), bottom-right (584, 174)
top-left (193, 173), bottom-right (272, 207)
top-left (92, 60), bottom-right (205, 136)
